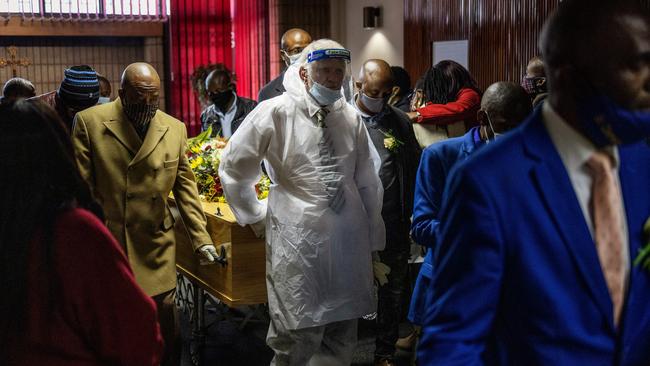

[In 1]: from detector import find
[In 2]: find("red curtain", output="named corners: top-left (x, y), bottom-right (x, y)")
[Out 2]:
top-left (168, 0), bottom-right (232, 136)
top-left (232, 0), bottom-right (270, 100)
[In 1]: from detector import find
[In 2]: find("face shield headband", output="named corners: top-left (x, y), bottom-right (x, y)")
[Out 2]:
top-left (307, 48), bottom-right (351, 63)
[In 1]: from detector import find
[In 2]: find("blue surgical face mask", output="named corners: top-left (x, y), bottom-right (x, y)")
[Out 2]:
top-left (360, 92), bottom-right (386, 113)
top-left (309, 81), bottom-right (342, 106)
top-left (577, 94), bottom-right (650, 147)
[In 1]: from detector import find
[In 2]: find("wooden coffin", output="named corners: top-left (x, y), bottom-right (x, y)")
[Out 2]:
top-left (169, 199), bottom-right (267, 307)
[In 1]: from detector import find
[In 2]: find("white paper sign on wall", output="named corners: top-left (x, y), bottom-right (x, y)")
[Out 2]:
top-left (432, 40), bottom-right (469, 70)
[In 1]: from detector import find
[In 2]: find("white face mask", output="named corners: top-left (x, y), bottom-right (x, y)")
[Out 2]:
top-left (309, 81), bottom-right (342, 106)
top-left (360, 92), bottom-right (385, 113)
top-left (97, 96), bottom-right (111, 104)
top-left (282, 50), bottom-right (301, 66)
top-left (484, 111), bottom-right (501, 144)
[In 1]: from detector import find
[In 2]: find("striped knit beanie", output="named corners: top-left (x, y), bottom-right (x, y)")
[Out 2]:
top-left (57, 65), bottom-right (100, 108)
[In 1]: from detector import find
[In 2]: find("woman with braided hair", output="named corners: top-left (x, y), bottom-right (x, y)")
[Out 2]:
top-left (407, 60), bottom-right (482, 148)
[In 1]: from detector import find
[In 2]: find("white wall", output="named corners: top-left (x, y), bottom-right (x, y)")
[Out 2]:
top-left (332, 0), bottom-right (404, 78)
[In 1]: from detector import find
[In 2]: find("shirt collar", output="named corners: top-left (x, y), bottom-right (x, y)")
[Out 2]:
top-left (542, 102), bottom-right (619, 171)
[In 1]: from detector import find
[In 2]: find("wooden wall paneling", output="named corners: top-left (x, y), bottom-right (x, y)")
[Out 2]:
top-left (32, 39), bottom-right (40, 94)
top-left (73, 42), bottom-right (80, 67)
top-left (404, 0), bottom-right (560, 90)
top-left (101, 46), bottom-right (107, 80)
top-left (0, 48), bottom-right (7, 87)
top-left (93, 45), bottom-right (100, 72)
top-left (0, 37), bottom-right (162, 101)
top-left (48, 44), bottom-right (57, 92)
top-left (267, 0), bottom-right (330, 80)
top-left (25, 40), bottom-right (33, 83)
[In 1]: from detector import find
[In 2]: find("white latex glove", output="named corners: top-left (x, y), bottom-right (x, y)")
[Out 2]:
top-left (199, 244), bottom-right (218, 263)
top-left (372, 251), bottom-right (391, 286)
top-left (249, 220), bottom-right (265, 239)
top-left (373, 261), bottom-right (391, 286)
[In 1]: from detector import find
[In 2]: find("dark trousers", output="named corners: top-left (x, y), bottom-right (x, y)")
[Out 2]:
top-left (375, 220), bottom-right (411, 360)
top-left (152, 288), bottom-right (181, 366)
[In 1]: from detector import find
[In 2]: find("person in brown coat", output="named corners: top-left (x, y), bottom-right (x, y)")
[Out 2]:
top-left (72, 62), bottom-right (217, 366)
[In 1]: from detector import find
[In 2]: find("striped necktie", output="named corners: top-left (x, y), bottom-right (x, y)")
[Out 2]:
top-left (314, 108), bottom-right (345, 213)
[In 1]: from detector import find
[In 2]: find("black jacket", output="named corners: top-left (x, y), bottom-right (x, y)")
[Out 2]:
top-left (392, 91), bottom-right (413, 113)
top-left (257, 72), bottom-right (285, 102)
top-left (362, 105), bottom-right (421, 223)
top-left (201, 96), bottom-right (257, 138)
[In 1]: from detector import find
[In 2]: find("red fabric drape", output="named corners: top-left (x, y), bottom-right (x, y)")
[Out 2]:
top-left (169, 0), bottom-right (232, 136)
top-left (232, 0), bottom-right (270, 100)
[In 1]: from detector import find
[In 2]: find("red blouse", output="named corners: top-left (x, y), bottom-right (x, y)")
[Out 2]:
top-left (415, 88), bottom-right (481, 127)
top-left (7, 208), bottom-right (163, 366)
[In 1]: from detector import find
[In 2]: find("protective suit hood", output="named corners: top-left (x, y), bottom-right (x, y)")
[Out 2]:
top-left (282, 48), bottom-right (353, 109)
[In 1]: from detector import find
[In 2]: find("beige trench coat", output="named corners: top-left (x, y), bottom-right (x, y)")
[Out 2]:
top-left (72, 98), bottom-right (211, 296)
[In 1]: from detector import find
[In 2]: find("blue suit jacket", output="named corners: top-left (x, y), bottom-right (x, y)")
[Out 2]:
top-left (409, 127), bottom-right (483, 324)
top-left (419, 107), bottom-right (650, 365)
top-left (412, 127), bottom-right (483, 274)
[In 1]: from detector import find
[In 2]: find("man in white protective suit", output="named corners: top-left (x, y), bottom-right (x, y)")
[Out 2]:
top-left (219, 39), bottom-right (386, 365)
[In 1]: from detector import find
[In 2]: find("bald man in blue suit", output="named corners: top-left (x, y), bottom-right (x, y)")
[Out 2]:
top-left (418, 1), bottom-right (650, 365)
top-left (408, 81), bottom-right (531, 327)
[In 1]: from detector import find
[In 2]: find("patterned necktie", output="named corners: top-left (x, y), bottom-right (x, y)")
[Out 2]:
top-left (314, 108), bottom-right (345, 213)
top-left (315, 108), bottom-right (328, 128)
top-left (586, 150), bottom-right (626, 327)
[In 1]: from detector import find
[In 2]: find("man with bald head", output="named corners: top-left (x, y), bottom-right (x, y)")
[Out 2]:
top-left (418, 1), bottom-right (650, 364)
top-left (257, 28), bottom-right (312, 101)
top-left (354, 59), bottom-right (420, 366)
top-left (1, 77), bottom-right (35, 104)
top-left (72, 62), bottom-right (216, 366)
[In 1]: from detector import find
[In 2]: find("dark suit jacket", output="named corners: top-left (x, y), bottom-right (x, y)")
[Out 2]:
top-left (419, 107), bottom-right (650, 365)
top-left (257, 72), bottom-right (285, 102)
top-left (363, 105), bottom-right (421, 224)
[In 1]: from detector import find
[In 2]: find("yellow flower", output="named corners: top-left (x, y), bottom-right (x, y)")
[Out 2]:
top-left (190, 156), bottom-right (203, 170)
top-left (384, 137), bottom-right (396, 150)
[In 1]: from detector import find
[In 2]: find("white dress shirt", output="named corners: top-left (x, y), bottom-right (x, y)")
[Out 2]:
top-left (216, 92), bottom-right (238, 138)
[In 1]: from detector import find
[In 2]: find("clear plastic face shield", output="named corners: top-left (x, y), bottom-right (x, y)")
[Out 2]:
top-left (303, 48), bottom-right (354, 106)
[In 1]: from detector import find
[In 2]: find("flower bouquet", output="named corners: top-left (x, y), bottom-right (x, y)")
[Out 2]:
top-left (186, 126), bottom-right (270, 203)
